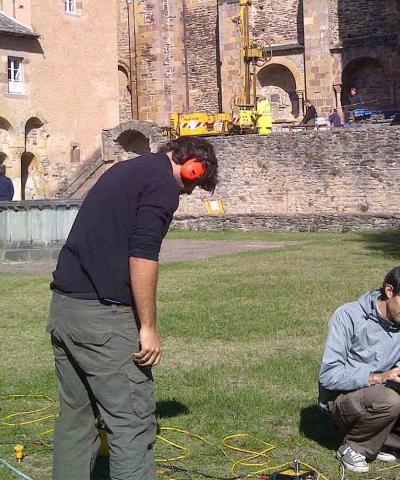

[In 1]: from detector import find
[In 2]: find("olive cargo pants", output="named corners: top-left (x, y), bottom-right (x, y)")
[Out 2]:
top-left (47, 292), bottom-right (157, 480)
top-left (330, 384), bottom-right (400, 459)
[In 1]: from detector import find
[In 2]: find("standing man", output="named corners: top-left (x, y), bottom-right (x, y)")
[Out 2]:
top-left (0, 164), bottom-right (14, 201)
top-left (256, 88), bottom-right (272, 134)
top-left (319, 266), bottom-right (400, 473)
top-left (47, 136), bottom-right (218, 480)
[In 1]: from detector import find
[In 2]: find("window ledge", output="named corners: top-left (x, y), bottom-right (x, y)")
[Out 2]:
top-left (5, 92), bottom-right (27, 98)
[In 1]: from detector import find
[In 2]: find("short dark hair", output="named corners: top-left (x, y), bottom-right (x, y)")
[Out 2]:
top-left (0, 164), bottom-right (6, 175)
top-left (381, 266), bottom-right (400, 298)
top-left (160, 136), bottom-right (218, 192)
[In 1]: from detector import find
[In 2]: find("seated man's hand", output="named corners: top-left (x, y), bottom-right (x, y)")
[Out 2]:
top-left (369, 367), bottom-right (400, 385)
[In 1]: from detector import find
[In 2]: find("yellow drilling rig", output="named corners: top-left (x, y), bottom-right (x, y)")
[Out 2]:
top-left (170, 0), bottom-right (272, 138)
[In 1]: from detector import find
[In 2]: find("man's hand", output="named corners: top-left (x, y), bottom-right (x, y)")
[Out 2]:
top-left (369, 367), bottom-right (400, 385)
top-left (134, 326), bottom-right (162, 367)
top-left (129, 257), bottom-right (160, 367)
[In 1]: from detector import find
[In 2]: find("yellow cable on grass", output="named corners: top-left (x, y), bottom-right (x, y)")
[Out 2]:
top-left (0, 395), bottom-right (56, 427)
top-left (0, 394), bottom-right (56, 447)
top-left (222, 433), bottom-right (277, 476)
top-left (1, 396), bottom-right (333, 480)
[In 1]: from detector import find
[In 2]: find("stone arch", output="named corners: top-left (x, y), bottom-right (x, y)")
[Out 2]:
top-left (260, 57), bottom-right (305, 91)
top-left (116, 130), bottom-right (150, 157)
top-left (25, 116), bottom-right (44, 135)
top-left (21, 151), bottom-right (35, 200)
top-left (25, 116), bottom-right (45, 148)
top-left (21, 151), bottom-right (43, 200)
top-left (341, 57), bottom-right (390, 110)
top-left (104, 120), bottom-right (164, 162)
top-left (258, 60), bottom-right (303, 120)
top-left (0, 117), bottom-right (13, 132)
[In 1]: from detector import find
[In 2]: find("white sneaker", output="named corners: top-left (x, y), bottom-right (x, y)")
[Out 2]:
top-left (336, 445), bottom-right (369, 473)
top-left (376, 450), bottom-right (398, 462)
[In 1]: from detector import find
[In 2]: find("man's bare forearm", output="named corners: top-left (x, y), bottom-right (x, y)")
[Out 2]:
top-left (129, 257), bottom-right (162, 366)
top-left (129, 257), bottom-right (159, 328)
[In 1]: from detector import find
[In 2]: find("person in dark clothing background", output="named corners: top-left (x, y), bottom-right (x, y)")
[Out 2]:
top-left (346, 86), bottom-right (364, 122)
top-left (47, 136), bottom-right (218, 480)
top-left (300, 99), bottom-right (318, 126)
top-left (329, 108), bottom-right (342, 127)
top-left (0, 164), bottom-right (14, 201)
top-left (349, 86), bottom-right (364, 110)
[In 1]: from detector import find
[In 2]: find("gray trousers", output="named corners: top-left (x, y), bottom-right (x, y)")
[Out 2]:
top-left (330, 384), bottom-right (400, 459)
top-left (47, 292), bottom-right (157, 480)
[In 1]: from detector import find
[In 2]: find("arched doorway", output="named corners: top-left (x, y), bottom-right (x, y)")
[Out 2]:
top-left (258, 63), bottom-right (299, 121)
top-left (341, 57), bottom-right (390, 110)
top-left (21, 152), bottom-right (36, 200)
top-left (116, 130), bottom-right (151, 158)
top-left (25, 117), bottom-right (45, 151)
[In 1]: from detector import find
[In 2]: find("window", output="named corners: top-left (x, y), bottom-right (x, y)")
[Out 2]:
top-left (65, 0), bottom-right (76, 14)
top-left (8, 57), bottom-right (23, 95)
top-left (70, 145), bottom-right (81, 163)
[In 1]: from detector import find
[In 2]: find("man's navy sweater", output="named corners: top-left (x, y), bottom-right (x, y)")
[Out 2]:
top-left (51, 153), bottom-right (180, 305)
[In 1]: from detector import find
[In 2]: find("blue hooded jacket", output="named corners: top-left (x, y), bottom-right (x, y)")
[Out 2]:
top-left (319, 289), bottom-right (400, 409)
top-left (0, 174), bottom-right (14, 201)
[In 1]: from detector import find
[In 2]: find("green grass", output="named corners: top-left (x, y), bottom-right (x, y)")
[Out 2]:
top-left (1, 230), bottom-right (400, 480)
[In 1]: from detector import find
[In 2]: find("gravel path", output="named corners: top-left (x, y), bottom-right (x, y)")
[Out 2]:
top-left (0, 239), bottom-right (301, 275)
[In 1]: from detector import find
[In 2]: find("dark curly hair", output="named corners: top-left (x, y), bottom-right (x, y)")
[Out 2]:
top-left (160, 136), bottom-right (218, 192)
top-left (381, 266), bottom-right (400, 299)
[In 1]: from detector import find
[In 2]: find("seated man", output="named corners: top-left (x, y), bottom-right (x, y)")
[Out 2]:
top-left (300, 100), bottom-right (317, 126)
top-left (319, 266), bottom-right (400, 473)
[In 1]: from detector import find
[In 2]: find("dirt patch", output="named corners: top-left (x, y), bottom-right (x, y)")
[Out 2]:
top-left (0, 240), bottom-right (301, 275)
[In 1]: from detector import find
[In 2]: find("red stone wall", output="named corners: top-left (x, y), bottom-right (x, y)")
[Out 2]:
top-left (252, 0), bottom-right (303, 45)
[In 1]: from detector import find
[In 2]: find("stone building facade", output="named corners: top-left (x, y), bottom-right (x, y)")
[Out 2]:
top-left (1, 0), bottom-right (399, 200)
top-left (0, 0), bottom-right (119, 199)
top-left (119, 0), bottom-right (400, 125)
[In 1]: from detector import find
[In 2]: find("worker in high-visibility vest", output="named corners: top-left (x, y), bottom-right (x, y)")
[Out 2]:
top-left (256, 89), bottom-right (272, 134)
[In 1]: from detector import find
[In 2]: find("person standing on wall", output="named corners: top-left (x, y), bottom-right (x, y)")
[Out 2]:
top-left (0, 164), bottom-right (14, 201)
top-left (257, 87), bottom-right (273, 134)
top-left (47, 136), bottom-right (219, 480)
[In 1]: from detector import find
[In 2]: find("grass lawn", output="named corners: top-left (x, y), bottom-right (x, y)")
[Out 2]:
top-left (1, 230), bottom-right (400, 480)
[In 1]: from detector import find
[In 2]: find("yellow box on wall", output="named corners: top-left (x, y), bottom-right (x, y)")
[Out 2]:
top-left (204, 199), bottom-right (225, 215)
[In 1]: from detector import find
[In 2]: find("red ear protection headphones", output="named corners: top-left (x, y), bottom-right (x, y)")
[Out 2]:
top-left (180, 158), bottom-right (206, 181)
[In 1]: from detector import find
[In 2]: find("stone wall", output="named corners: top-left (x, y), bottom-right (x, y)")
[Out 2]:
top-left (185, 0), bottom-right (220, 112)
top-left (118, 0), bottom-right (132, 122)
top-left (117, 0), bottom-right (400, 127)
top-left (252, 0), bottom-right (303, 45)
top-left (177, 125), bottom-right (400, 216)
top-left (171, 213), bottom-right (400, 233)
top-left (330, 0), bottom-right (398, 45)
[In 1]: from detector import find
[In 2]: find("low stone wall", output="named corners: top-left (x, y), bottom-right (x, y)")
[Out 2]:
top-left (171, 213), bottom-right (400, 232)
top-left (177, 125), bottom-right (400, 217)
top-left (0, 200), bottom-right (82, 260)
